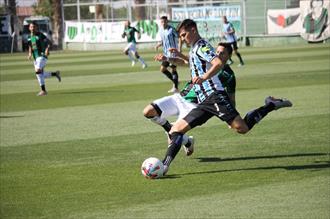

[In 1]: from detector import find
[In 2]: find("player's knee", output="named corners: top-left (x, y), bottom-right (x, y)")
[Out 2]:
top-left (160, 66), bottom-right (167, 73)
top-left (229, 116), bottom-right (249, 134)
top-left (233, 123), bottom-right (249, 134)
top-left (143, 105), bottom-right (158, 118)
top-left (35, 69), bottom-right (42, 74)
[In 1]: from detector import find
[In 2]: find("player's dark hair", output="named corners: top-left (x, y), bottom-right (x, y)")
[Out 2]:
top-left (218, 42), bottom-right (233, 55)
top-left (30, 21), bottom-right (38, 27)
top-left (160, 16), bottom-right (168, 20)
top-left (176, 19), bottom-right (197, 32)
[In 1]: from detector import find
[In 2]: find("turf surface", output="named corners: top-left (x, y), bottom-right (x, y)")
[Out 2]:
top-left (1, 43), bottom-right (329, 219)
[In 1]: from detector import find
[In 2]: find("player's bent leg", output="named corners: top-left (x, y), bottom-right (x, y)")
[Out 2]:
top-left (143, 104), bottom-right (172, 132)
top-left (163, 119), bottom-right (191, 175)
top-left (229, 115), bottom-right (249, 134)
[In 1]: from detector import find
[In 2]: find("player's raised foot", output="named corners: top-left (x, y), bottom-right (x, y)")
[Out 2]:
top-left (131, 61), bottom-right (136, 66)
top-left (142, 63), bottom-right (147, 69)
top-left (55, 71), bottom-right (61, 82)
top-left (183, 136), bottom-right (194, 156)
top-left (37, 90), bottom-right (47, 96)
top-left (167, 87), bottom-right (179, 93)
top-left (163, 165), bottom-right (169, 176)
top-left (265, 96), bottom-right (292, 110)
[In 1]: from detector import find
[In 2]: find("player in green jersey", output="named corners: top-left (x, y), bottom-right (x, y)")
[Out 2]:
top-left (122, 20), bottom-right (147, 69)
top-left (143, 81), bottom-right (196, 156)
top-left (27, 22), bottom-right (61, 96)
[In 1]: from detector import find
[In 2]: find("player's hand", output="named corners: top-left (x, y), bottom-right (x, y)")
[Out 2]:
top-left (192, 76), bottom-right (204, 85)
top-left (168, 48), bottom-right (179, 56)
top-left (154, 53), bottom-right (166, 62)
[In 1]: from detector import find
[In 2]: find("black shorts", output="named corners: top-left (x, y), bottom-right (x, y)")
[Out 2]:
top-left (183, 90), bottom-right (239, 128)
top-left (162, 61), bottom-right (177, 69)
top-left (230, 41), bottom-right (238, 50)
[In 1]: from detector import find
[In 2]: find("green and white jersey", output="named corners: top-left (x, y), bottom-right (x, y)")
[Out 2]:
top-left (27, 32), bottom-right (49, 60)
top-left (180, 81), bottom-right (198, 103)
top-left (122, 26), bottom-right (139, 43)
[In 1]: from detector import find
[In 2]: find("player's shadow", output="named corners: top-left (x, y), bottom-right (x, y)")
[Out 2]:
top-left (195, 152), bottom-right (328, 163)
top-left (58, 90), bottom-right (123, 95)
top-left (0, 115), bottom-right (24, 119)
top-left (174, 153), bottom-right (330, 177)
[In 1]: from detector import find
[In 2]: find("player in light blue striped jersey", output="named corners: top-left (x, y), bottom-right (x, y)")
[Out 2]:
top-left (155, 19), bottom-right (292, 175)
top-left (155, 16), bottom-right (181, 93)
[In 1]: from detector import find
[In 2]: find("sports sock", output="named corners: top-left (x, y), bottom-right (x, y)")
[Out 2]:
top-left (162, 70), bottom-right (174, 82)
top-left (138, 57), bottom-right (146, 65)
top-left (172, 71), bottom-right (179, 89)
top-left (237, 52), bottom-right (244, 64)
top-left (182, 134), bottom-right (189, 146)
top-left (243, 103), bottom-right (275, 130)
top-left (43, 72), bottom-right (52, 78)
top-left (36, 72), bottom-right (45, 87)
top-left (41, 85), bottom-right (46, 91)
top-left (127, 51), bottom-right (135, 62)
top-left (162, 132), bottom-right (183, 166)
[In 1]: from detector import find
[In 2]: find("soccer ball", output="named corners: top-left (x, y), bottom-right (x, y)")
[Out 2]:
top-left (141, 157), bottom-right (164, 179)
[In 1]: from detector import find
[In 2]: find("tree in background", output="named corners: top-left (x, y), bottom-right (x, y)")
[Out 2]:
top-left (3, 0), bottom-right (18, 51)
top-left (33, 0), bottom-right (63, 49)
top-left (134, 0), bottom-right (146, 20)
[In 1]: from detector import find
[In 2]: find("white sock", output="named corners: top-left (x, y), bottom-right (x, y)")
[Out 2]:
top-left (127, 51), bottom-right (135, 62)
top-left (138, 57), bottom-right (146, 65)
top-left (149, 116), bottom-right (167, 126)
top-left (43, 72), bottom-right (52, 78)
top-left (182, 134), bottom-right (189, 145)
top-left (36, 73), bottom-right (45, 86)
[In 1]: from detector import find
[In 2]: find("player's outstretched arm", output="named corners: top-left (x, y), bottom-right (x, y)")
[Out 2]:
top-left (154, 53), bottom-right (188, 66)
top-left (168, 48), bottom-right (189, 62)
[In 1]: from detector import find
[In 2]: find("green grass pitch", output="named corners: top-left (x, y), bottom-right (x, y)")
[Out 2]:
top-left (0, 43), bottom-right (329, 219)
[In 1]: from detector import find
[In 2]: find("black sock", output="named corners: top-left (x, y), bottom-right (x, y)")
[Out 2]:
top-left (51, 72), bottom-right (56, 76)
top-left (172, 71), bottom-right (179, 89)
top-left (41, 85), bottom-right (46, 92)
top-left (243, 103), bottom-right (275, 130)
top-left (162, 132), bottom-right (183, 166)
top-left (162, 70), bottom-right (174, 82)
top-left (162, 121), bottom-right (172, 132)
top-left (237, 52), bottom-right (244, 64)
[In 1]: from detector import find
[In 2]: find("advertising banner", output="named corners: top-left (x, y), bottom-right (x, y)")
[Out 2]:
top-left (172, 5), bottom-right (241, 40)
top-left (65, 20), bottom-right (161, 43)
top-left (267, 1), bottom-right (329, 41)
top-left (172, 5), bottom-right (240, 21)
top-left (267, 8), bottom-right (301, 34)
top-left (300, 0), bottom-right (330, 42)
top-left (0, 15), bottom-right (12, 37)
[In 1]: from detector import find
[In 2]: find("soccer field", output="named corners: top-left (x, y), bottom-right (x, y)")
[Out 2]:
top-left (1, 44), bottom-right (329, 219)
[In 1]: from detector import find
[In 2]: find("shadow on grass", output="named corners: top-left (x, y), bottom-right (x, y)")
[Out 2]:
top-left (165, 153), bottom-right (330, 177)
top-left (195, 153), bottom-right (329, 163)
top-left (176, 162), bottom-right (330, 177)
top-left (58, 90), bottom-right (124, 95)
top-left (0, 115), bottom-right (24, 118)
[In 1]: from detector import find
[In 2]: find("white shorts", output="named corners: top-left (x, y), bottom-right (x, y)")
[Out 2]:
top-left (153, 93), bottom-right (197, 120)
top-left (34, 57), bottom-right (47, 71)
top-left (124, 42), bottom-right (137, 53)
